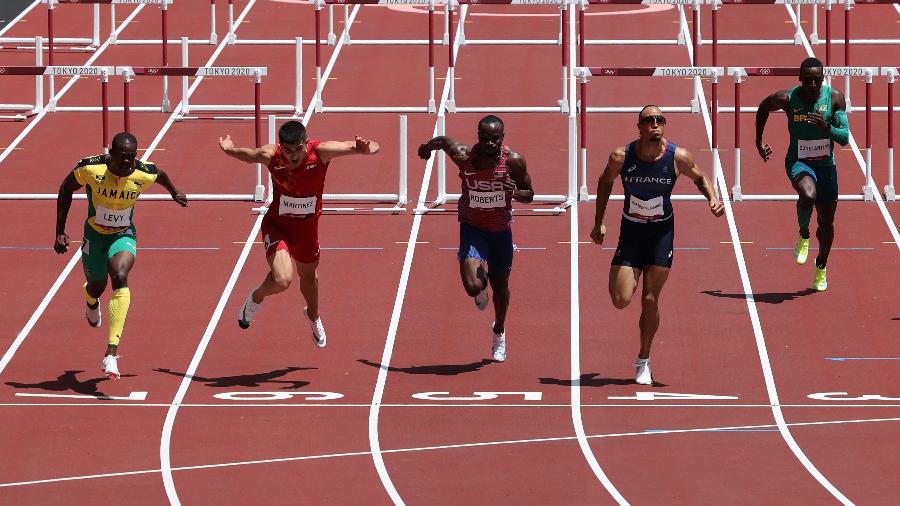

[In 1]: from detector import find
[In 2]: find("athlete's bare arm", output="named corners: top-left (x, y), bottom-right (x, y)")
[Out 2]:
top-left (675, 147), bottom-right (724, 217)
top-left (218, 134), bottom-right (276, 164)
top-left (155, 169), bottom-right (188, 207)
top-left (317, 137), bottom-right (380, 163)
top-left (504, 151), bottom-right (534, 203)
top-left (590, 147), bottom-right (626, 245)
top-left (417, 136), bottom-right (471, 168)
top-left (54, 171), bottom-right (85, 254)
top-left (755, 90), bottom-right (791, 162)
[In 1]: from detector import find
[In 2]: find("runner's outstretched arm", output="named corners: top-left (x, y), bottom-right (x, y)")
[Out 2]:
top-left (218, 134), bottom-right (275, 165)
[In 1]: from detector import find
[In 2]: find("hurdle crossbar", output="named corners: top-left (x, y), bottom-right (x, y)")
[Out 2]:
top-left (0, 65), bottom-right (113, 148)
top-left (257, 115), bottom-right (408, 212)
top-left (727, 66), bottom-right (882, 201)
top-left (116, 65), bottom-right (268, 200)
top-left (576, 66), bottom-right (725, 201)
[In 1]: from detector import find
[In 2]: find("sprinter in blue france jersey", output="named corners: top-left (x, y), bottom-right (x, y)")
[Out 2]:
top-left (590, 106), bottom-right (724, 385)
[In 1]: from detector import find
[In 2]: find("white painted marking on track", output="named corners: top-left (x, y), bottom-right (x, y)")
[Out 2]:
top-left (212, 391), bottom-right (344, 401)
top-left (15, 391), bottom-right (148, 401)
top-left (364, 6), bottom-right (470, 504)
top-left (3, 416), bottom-right (898, 490)
top-left (0, 251), bottom-right (82, 375)
top-left (156, 2), bottom-right (267, 504)
top-left (269, 0), bottom-right (672, 16)
top-left (688, 7), bottom-right (852, 504)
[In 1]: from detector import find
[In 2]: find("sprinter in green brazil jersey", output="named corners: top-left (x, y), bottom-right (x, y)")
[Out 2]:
top-left (755, 57), bottom-right (850, 291)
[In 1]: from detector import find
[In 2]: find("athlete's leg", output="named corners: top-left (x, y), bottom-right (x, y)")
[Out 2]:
top-left (460, 259), bottom-right (487, 297)
top-left (252, 249), bottom-right (295, 303)
top-left (105, 249), bottom-right (135, 357)
top-left (814, 201), bottom-right (837, 268)
top-left (488, 270), bottom-right (511, 334)
top-left (637, 265), bottom-right (670, 360)
top-left (792, 173), bottom-right (817, 239)
top-left (609, 265), bottom-right (642, 309)
top-left (296, 259), bottom-right (320, 320)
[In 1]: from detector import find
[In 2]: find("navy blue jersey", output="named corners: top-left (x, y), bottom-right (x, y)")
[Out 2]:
top-left (620, 141), bottom-right (678, 222)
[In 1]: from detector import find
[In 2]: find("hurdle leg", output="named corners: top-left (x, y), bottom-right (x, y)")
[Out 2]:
top-left (210, 0), bottom-right (218, 45)
top-left (34, 37), bottom-right (44, 114)
top-left (886, 70), bottom-right (896, 201)
top-left (399, 115), bottom-right (408, 210)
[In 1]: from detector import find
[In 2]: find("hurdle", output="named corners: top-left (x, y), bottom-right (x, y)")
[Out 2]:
top-left (0, 65), bottom-right (113, 145)
top-left (0, 38), bottom-right (47, 120)
top-left (582, 0), bottom-right (694, 48)
top-left (885, 66), bottom-right (895, 201)
top-left (705, 0), bottom-right (898, 110)
top-left (575, 66), bottom-right (725, 202)
top-left (258, 115), bottom-right (409, 213)
top-left (725, 66), bottom-right (883, 202)
top-left (115, 64), bottom-right (268, 201)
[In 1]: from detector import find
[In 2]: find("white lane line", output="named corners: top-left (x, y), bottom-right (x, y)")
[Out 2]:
top-left (685, 8), bottom-right (853, 505)
top-left (0, 0), bottom-right (39, 37)
top-left (156, 1), bottom-right (266, 504)
top-left (365, 7), bottom-right (467, 505)
top-left (786, 5), bottom-right (900, 251)
top-left (4, 415), bottom-right (898, 489)
top-left (0, 251), bottom-right (81, 375)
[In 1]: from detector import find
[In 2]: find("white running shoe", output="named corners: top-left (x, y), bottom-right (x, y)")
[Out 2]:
top-left (474, 268), bottom-right (489, 311)
top-left (634, 358), bottom-right (652, 385)
top-left (237, 292), bottom-right (261, 329)
top-left (101, 355), bottom-right (120, 380)
top-left (304, 307), bottom-right (327, 348)
top-left (491, 324), bottom-right (506, 362)
top-left (85, 300), bottom-right (102, 328)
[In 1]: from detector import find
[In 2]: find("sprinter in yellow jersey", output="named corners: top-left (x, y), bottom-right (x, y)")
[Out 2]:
top-left (54, 132), bottom-right (187, 378)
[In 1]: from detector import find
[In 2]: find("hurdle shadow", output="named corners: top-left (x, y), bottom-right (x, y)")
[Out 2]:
top-left (153, 366), bottom-right (314, 389)
top-left (357, 359), bottom-right (494, 376)
top-left (540, 373), bottom-right (669, 388)
top-left (4, 370), bottom-right (136, 400)
top-left (702, 288), bottom-right (817, 304)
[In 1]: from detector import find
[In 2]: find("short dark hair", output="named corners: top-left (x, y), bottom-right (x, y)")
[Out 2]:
top-left (111, 132), bottom-right (137, 152)
top-left (800, 57), bottom-right (823, 71)
top-left (279, 120), bottom-right (308, 145)
top-left (638, 104), bottom-right (660, 118)
top-left (478, 115), bottom-right (504, 131)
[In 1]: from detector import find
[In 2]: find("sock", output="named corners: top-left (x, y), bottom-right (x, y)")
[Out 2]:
top-left (83, 282), bottom-right (98, 307)
top-left (635, 358), bottom-right (649, 365)
top-left (107, 288), bottom-right (131, 346)
top-left (796, 203), bottom-right (813, 233)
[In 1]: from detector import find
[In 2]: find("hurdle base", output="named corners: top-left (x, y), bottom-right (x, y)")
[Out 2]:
top-left (210, 32), bottom-right (218, 45)
top-left (883, 186), bottom-right (895, 202)
top-left (863, 185), bottom-right (874, 202)
top-left (732, 185), bottom-right (743, 202)
top-left (446, 100), bottom-right (456, 113)
top-left (690, 98), bottom-right (699, 114)
top-left (254, 185), bottom-right (265, 202)
top-left (558, 99), bottom-right (569, 114)
top-left (428, 100), bottom-right (436, 114)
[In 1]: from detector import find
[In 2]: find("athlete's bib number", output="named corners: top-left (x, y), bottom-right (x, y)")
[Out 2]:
top-left (628, 195), bottom-right (664, 218)
top-left (94, 205), bottom-right (132, 227)
top-left (279, 195), bottom-right (317, 216)
top-left (798, 138), bottom-right (830, 159)
top-left (469, 190), bottom-right (506, 209)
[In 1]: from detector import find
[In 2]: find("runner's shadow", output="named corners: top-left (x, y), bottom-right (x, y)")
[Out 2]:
top-left (5, 370), bottom-right (136, 399)
top-left (357, 359), bottom-right (493, 376)
top-left (153, 366), bottom-right (314, 389)
top-left (540, 373), bottom-right (669, 388)
top-left (702, 288), bottom-right (817, 304)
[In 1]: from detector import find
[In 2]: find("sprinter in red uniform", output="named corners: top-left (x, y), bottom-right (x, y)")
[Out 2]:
top-left (219, 121), bottom-right (379, 347)
top-left (418, 115), bottom-right (534, 362)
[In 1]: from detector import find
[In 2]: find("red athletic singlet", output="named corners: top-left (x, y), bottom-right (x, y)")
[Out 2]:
top-left (458, 146), bottom-right (513, 232)
top-left (266, 139), bottom-right (329, 220)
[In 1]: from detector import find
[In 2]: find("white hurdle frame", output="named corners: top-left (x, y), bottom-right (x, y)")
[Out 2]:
top-left (725, 66), bottom-right (884, 202)
top-left (575, 66), bottom-right (725, 203)
top-left (260, 114), bottom-right (409, 213)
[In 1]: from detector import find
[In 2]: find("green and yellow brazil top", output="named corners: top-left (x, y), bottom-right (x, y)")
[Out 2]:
top-left (785, 85), bottom-right (835, 167)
